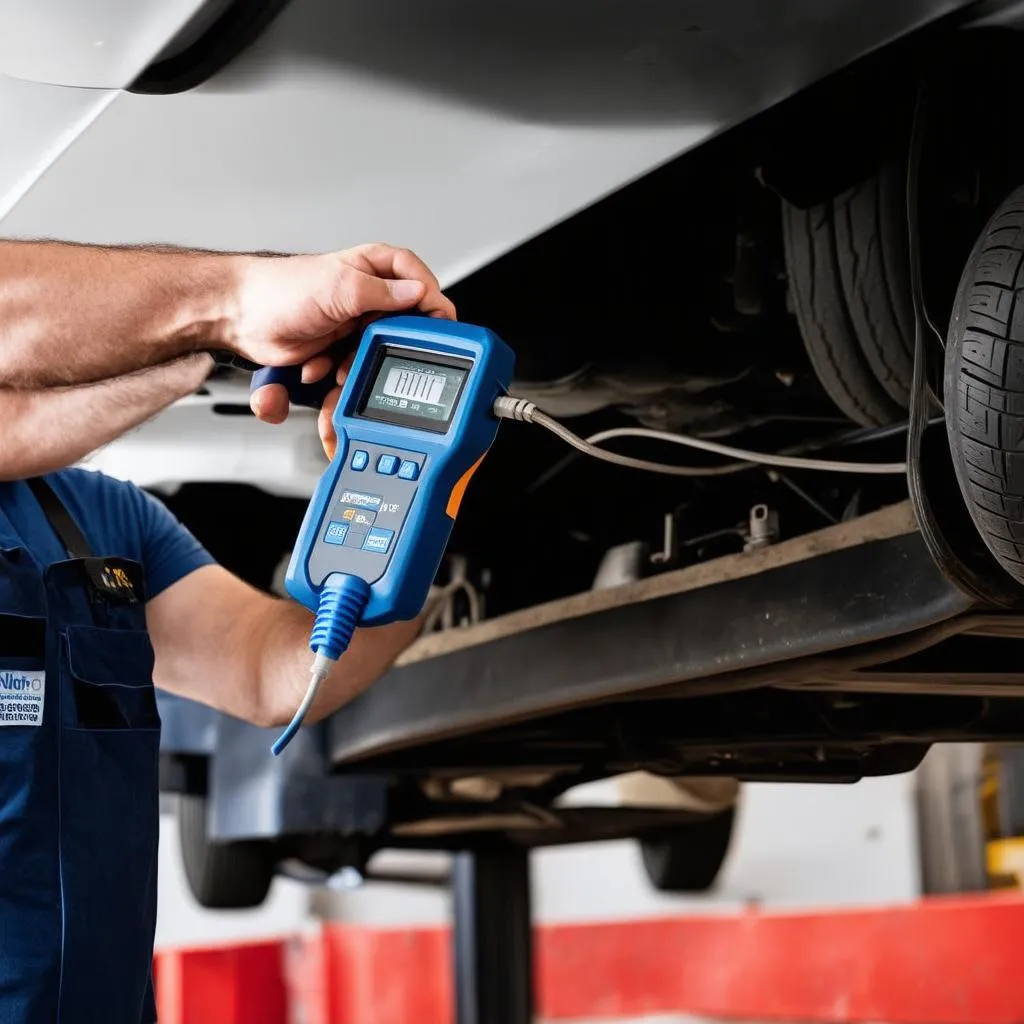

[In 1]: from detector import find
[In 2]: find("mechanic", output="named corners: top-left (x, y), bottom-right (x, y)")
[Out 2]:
top-left (0, 239), bottom-right (455, 1023)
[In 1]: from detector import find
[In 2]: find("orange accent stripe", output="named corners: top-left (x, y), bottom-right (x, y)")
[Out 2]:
top-left (445, 454), bottom-right (486, 519)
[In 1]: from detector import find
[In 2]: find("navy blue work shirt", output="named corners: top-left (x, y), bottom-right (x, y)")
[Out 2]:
top-left (0, 468), bottom-right (214, 598)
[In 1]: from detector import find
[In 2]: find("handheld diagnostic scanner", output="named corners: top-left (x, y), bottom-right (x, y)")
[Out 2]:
top-left (255, 315), bottom-right (515, 754)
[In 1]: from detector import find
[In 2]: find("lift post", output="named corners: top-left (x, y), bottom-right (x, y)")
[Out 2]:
top-left (452, 844), bottom-right (533, 1024)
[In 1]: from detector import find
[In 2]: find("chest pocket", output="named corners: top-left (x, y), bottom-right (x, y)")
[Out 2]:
top-left (0, 613), bottom-right (45, 660)
top-left (63, 625), bottom-right (159, 731)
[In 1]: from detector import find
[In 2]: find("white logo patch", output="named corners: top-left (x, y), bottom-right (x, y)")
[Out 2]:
top-left (0, 670), bottom-right (44, 726)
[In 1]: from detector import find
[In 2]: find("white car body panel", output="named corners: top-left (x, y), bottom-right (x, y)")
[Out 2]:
top-left (0, 78), bottom-right (115, 221)
top-left (0, 0), bottom-right (977, 493)
top-left (2, 0), bottom-right (972, 286)
top-left (0, 0), bottom-right (209, 87)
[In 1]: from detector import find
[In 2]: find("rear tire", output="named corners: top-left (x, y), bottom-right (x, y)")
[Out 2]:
top-left (782, 162), bottom-right (914, 426)
top-left (178, 793), bottom-right (275, 909)
top-left (945, 184), bottom-right (1024, 586)
top-left (639, 808), bottom-right (735, 893)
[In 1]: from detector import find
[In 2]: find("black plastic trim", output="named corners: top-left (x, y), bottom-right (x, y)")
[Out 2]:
top-left (130, 0), bottom-right (291, 95)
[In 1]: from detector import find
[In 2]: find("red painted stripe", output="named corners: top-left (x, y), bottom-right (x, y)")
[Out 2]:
top-left (158, 894), bottom-right (1024, 1024)
top-left (155, 940), bottom-right (288, 1024)
top-left (537, 896), bottom-right (1024, 1023)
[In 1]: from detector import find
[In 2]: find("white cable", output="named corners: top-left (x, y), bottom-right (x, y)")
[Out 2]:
top-left (271, 652), bottom-right (332, 756)
top-left (493, 397), bottom-right (907, 476)
top-left (422, 576), bottom-right (483, 633)
top-left (585, 426), bottom-right (907, 474)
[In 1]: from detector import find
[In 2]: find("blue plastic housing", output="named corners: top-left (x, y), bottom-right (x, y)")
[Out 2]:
top-left (284, 315), bottom-right (515, 626)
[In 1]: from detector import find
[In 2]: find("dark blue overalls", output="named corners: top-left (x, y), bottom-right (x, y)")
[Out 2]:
top-left (0, 477), bottom-right (159, 1023)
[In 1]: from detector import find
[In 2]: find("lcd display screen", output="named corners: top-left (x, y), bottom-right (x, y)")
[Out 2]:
top-left (357, 347), bottom-right (471, 433)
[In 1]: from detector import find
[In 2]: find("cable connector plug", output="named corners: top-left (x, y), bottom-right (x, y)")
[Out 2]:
top-left (493, 395), bottom-right (537, 422)
top-left (272, 572), bottom-right (370, 756)
top-left (309, 573), bottom-right (370, 662)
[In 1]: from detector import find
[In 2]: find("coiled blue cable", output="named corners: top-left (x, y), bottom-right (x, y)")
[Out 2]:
top-left (271, 572), bottom-right (370, 756)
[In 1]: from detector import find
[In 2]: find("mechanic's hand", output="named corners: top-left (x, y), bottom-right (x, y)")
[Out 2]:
top-left (243, 243), bottom-right (455, 438)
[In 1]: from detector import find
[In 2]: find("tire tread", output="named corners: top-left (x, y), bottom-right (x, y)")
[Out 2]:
top-left (782, 163), bottom-right (911, 426)
top-left (639, 808), bottom-right (734, 893)
top-left (178, 793), bottom-right (274, 910)
top-left (948, 186), bottom-right (1024, 583)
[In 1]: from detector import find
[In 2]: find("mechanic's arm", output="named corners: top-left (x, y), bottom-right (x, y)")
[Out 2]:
top-left (0, 240), bottom-right (454, 394)
top-left (146, 564), bottom-right (424, 727)
top-left (0, 354), bottom-right (213, 480)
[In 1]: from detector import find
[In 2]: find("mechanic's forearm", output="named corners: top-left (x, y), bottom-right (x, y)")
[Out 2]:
top-left (0, 353), bottom-right (214, 479)
top-left (252, 597), bottom-right (425, 728)
top-left (0, 240), bottom-right (242, 388)
top-left (148, 565), bottom-right (427, 727)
